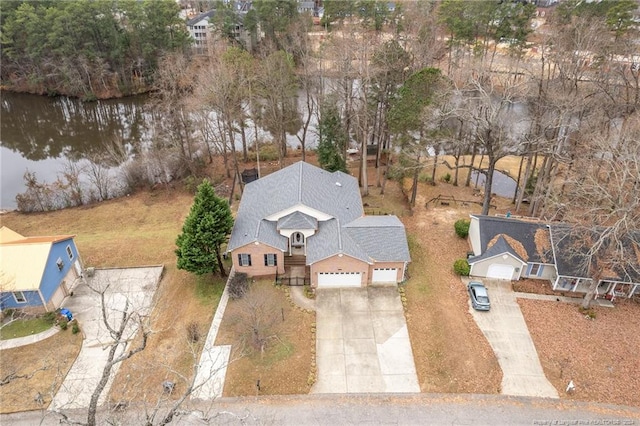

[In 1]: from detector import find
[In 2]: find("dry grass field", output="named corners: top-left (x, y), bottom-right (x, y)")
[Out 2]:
top-left (0, 329), bottom-right (82, 413)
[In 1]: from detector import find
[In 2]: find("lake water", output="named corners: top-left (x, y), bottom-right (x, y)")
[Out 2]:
top-left (1, 92), bottom-right (152, 210)
top-left (0, 92), bottom-right (319, 210)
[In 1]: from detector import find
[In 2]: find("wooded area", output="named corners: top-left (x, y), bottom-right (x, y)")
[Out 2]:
top-left (5, 0), bottom-right (640, 308)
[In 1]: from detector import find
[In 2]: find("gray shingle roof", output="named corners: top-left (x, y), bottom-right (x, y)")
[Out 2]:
top-left (228, 162), bottom-right (362, 251)
top-left (550, 225), bottom-right (640, 283)
top-left (472, 215), bottom-right (552, 264)
top-left (227, 161), bottom-right (410, 265)
top-left (277, 211), bottom-right (317, 230)
top-left (468, 235), bottom-right (524, 264)
top-left (187, 10), bottom-right (216, 26)
top-left (343, 216), bottom-right (411, 262)
top-left (256, 220), bottom-right (288, 251)
top-left (306, 219), bottom-right (341, 263)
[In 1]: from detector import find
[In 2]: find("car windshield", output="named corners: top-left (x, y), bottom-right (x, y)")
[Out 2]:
top-left (477, 296), bottom-right (489, 303)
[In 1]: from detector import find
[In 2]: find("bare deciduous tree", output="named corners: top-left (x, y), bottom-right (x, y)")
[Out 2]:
top-left (544, 114), bottom-right (640, 308)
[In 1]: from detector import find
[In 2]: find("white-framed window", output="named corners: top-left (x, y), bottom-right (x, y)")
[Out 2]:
top-left (57, 257), bottom-right (64, 271)
top-left (66, 245), bottom-right (74, 260)
top-left (528, 263), bottom-right (543, 277)
top-left (13, 291), bottom-right (26, 303)
top-left (264, 253), bottom-right (277, 267)
top-left (238, 253), bottom-right (252, 267)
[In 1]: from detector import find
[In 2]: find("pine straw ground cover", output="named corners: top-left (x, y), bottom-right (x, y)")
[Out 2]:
top-left (519, 299), bottom-right (640, 408)
top-left (215, 280), bottom-right (315, 396)
top-left (0, 188), bottom-right (223, 408)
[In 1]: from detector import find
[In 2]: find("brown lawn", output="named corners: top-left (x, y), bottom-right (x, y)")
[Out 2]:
top-left (0, 329), bottom-right (82, 413)
top-left (215, 281), bottom-right (315, 396)
top-left (400, 177), bottom-right (507, 393)
top-left (520, 299), bottom-right (640, 408)
top-left (0, 188), bottom-right (222, 407)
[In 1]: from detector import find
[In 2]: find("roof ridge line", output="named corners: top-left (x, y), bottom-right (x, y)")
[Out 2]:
top-left (336, 218), bottom-right (342, 251)
top-left (254, 220), bottom-right (262, 240)
top-left (298, 162), bottom-right (303, 203)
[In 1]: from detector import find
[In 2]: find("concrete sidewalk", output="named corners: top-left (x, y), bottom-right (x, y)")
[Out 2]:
top-left (467, 279), bottom-right (559, 399)
top-left (0, 326), bottom-right (60, 350)
top-left (191, 273), bottom-right (232, 400)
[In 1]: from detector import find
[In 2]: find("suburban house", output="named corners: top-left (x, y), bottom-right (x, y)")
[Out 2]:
top-left (226, 161), bottom-right (411, 288)
top-left (467, 215), bottom-right (640, 300)
top-left (186, 3), bottom-right (252, 52)
top-left (187, 10), bottom-right (216, 49)
top-left (549, 224), bottom-right (640, 301)
top-left (0, 227), bottom-right (84, 313)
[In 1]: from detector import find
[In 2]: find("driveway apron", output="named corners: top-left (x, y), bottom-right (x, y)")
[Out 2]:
top-left (469, 279), bottom-right (559, 398)
top-left (313, 287), bottom-right (419, 394)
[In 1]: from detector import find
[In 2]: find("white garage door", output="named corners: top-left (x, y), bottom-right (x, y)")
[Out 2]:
top-left (487, 264), bottom-right (515, 280)
top-left (372, 268), bottom-right (398, 283)
top-left (317, 272), bottom-right (362, 288)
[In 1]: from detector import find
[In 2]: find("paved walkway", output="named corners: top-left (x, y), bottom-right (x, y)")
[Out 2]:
top-left (514, 291), bottom-right (615, 307)
top-left (0, 326), bottom-right (60, 350)
top-left (50, 267), bottom-right (162, 411)
top-left (191, 271), bottom-right (233, 400)
top-left (313, 287), bottom-right (419, 394)
top-left (290, 286), bottom-right (316, 311)
top-left (467, 279), bottom-right (559, 399)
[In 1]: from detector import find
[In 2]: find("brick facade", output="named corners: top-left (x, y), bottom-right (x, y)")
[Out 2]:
top-left (231, 242), bottom-right (285, 277)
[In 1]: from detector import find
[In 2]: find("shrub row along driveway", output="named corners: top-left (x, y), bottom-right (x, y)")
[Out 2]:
top-left (313, 287), bottom-right (419, 393)
top-left (467, 279), bottom-right (559, 398)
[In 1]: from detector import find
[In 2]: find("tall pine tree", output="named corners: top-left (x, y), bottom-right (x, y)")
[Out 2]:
top-left (317, 102), bottom-right (348, 173)
top-left (176, 180), bottom-right (234, 277)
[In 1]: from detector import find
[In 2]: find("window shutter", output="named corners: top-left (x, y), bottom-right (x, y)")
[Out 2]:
top-left (264, 254), bottom-right (268, 266)
top-left (274, 254), bottom-right (277, 266)
top-left (238, 254), bottom-right (242, 265)
top-left (248, 254), bottom-right (252, 266)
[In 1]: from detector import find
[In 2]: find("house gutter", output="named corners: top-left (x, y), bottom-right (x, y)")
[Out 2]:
top-left (547, 224), bottom-right (561, 290)
top-left (37, 289), bottom-right (48, 312)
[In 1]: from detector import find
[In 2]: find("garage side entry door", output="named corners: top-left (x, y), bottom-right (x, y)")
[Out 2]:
top-left (372, 268), bottom-right (398, 283)
top-left (486, 264), bottom-right (515, 280)
top-left (317, 272), bottom-right (362, 288)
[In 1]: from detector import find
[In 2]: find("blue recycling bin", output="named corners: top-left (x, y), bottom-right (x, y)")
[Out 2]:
top-left (60, 308), bottom-right (72, 321)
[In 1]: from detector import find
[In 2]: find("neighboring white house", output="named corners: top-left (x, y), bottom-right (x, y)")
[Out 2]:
top-left (467, 215), bottom-right (640, 300)
top-left (468, 215), bottom-right (556, 282)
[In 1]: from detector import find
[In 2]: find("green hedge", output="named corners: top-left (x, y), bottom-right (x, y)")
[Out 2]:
top-left (454, 219), bottom-right (470, 238)
top-left (453, 258), bottom-right (470, 276)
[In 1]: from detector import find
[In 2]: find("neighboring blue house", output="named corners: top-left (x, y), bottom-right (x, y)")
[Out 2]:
top-left (0, 227), bottom-right (84, 313)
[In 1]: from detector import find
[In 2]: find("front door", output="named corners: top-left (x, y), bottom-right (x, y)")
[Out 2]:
top-left (290, 232), bottom-right (305, 255)
top-left (292, 232), bottom-right (305, 247)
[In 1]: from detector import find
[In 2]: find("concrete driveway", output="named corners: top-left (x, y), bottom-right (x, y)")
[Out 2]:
top-left (312, 286), bottom-right (420, 394)
top-left (50, 267), bottom-right (162, 410)
top-left (467, 279), bottom-right (559, 399)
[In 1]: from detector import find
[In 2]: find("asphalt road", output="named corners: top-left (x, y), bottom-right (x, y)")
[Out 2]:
top-left (4, 394), bottom-right (639, 425)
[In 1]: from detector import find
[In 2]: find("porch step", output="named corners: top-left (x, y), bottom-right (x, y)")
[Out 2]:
top-left (284, 255), bottom-right (307, 266)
